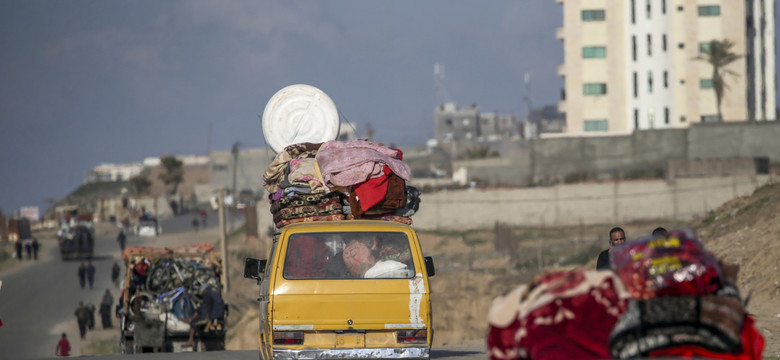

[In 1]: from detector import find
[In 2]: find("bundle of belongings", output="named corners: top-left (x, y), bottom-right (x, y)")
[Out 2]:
top-left (263, 139), bottom-right (421, 229)
top-left (486, 228), bottom-right (765, 360)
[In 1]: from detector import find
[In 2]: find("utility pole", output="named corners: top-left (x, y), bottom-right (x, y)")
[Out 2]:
top-left (230, 141), bottom-right (240, 232)
top-left (218, 189), bottom-right (229, 293)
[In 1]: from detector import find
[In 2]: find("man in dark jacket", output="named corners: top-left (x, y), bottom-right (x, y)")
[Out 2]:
top-left (596, 227), bottom-right (626, 270)
top-left (74, 302), bottom-right (90, 339)
top-left (100, 289), bottom-right (114, 328)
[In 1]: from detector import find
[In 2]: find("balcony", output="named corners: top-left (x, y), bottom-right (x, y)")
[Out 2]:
top-left (557, 64), bottom-right (565, 77)
top-left (556, 27), bottom-right (565, 40)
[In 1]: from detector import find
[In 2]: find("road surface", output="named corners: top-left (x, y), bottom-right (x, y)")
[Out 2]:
top-left (0, 211), bottom-right (222, 359)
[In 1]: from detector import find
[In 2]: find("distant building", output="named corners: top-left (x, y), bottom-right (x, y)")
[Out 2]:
top-left (85, 155), bottom-right (210, 184)
top-left (524, 105), bottom-right (567, 138)
top-left (434, 102), bottom-right (517, 142)
top-left (556, 0), bottom-right (776, 134)
top-left (85, 163), bottom-right (144, 183)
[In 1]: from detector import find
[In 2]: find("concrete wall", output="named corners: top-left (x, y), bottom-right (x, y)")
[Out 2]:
top-left (412, 175), bottom-right (771, 230)
top-left (454, 122), bottom-right (780, 186)
top-left (687, 122), bottom-right (780, 159)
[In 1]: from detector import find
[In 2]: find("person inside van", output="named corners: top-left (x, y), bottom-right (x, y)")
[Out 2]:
top-left (284, 235), bottom-right (330, 279)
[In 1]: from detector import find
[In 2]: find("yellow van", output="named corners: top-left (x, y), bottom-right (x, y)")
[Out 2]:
top-left (244, 220), bottom-right (435, 360)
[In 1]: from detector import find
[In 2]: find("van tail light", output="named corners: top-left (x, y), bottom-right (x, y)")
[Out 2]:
top-left (273, 331), bottom-right (303, 345)
top-left (397, 329), bottom-right (427, 344)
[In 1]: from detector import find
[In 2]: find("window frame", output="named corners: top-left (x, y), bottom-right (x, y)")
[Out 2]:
top-left (698, 5), bottom-right (720, 16)
top-left (583, 83), bottom-right (608, 95)
top-left (582, 9), bottom-right (606, 21)
top-left (584, 119), bottom-right (609, 132)
top-left (583, 46), bottom-right (607, 58)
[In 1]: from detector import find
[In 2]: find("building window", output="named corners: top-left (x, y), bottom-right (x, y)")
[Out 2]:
top-left (647, 34), bottom-right (652, 56)
top-left (664, 107), bottom-right (670, 124)
top-left (677, 5), bottom-right (684, 12)
top-left (633, 72), bottom-right (638, 98)
top-left (678, 42), bottom-right (685, 49)
top-left (663, 71), bottom-right (668, 88)
top-left (646, 0), bottom-right (651, 18)
top-left (698, 5), bottom-right (720, 16)
top-left (582, 9), bottom-right (606, 21)
top-left (632, 36), bottom-right (637, 61)
top-left (445, 118), bottom-right (453, 126)
top-left (631, 0), bottom-right (636, 23)
top-left (648, 71), bottom-right (653, 93)
top-left (680, 116), bottom-right (686, 122)
top-left (699, 42), bottom-right (711, 54)
top-left (662, 34), bottom-right (667, 51)
top-left (700, 79), bottom-right (714, 89)
top-left (584, 119), bottom-right (609, 131)
top-left (583, 83), bottom-right (608, 95)
top-left (634, 109), bottom-right (640, 129)
top-left (701, 115), bottom-right (721, 122)
top-left (213, 164), bottom-right (228, 172)
top-left (662, 0), bottom-right (667, 14)
top-left (583, 46), bottom-right (607, 58)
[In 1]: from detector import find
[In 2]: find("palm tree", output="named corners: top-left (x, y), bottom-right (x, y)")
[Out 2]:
top-left (158, 155), bottom-right (184, 196)
top-left (695, 39), bottom-right (741, 122)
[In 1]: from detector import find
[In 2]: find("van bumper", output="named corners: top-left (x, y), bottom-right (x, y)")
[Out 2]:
top-left (274, 347), bottom-right (430, 360)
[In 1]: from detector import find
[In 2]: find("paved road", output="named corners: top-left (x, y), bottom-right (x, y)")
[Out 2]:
top-left (37, 346), bottom-right (486, 360)
top-left (0, 210), bottom-right (226, 359)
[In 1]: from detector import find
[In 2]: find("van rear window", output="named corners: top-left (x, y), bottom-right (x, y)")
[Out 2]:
top-left (283, 232), bottom-right (415, 280)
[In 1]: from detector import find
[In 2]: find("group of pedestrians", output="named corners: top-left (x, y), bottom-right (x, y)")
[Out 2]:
top-left (77, 262), bottom-right (96, 289)
top-left (596, 226), bottom-right (668, 270)
top-left (13, 237), bottom-right (40, 261)
top-left (70, 290), bottom-right (114, 344)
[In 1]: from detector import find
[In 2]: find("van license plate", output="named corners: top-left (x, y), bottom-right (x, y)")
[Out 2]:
top-left (336, 334), bottom-right (365, 348)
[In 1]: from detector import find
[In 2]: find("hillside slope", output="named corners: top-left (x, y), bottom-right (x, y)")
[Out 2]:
top-left (691, 180), bottom-right (780, 357)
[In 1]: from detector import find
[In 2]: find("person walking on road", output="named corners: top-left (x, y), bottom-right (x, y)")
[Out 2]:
top-left (15, 240), bottom-right (22, 261)
top-left (100, 289), bottom-right (114, 329)
top-left (74, 302), bottom-right (90, 339)
top-left (24, 238), bottom-right (33, 260)
top-left (32, 237), bottom-right (40, 260)
top-left (200, 209), bottom-right (208, 227)
top-left (117, 230), bottom-right (127, 252)
top-left (77, 263), bottom-right (86, 289)
top-left (55, 333), bottom-right (71, 357)
top-left (192, 217), bottom-right (200, 232)
top-left (86, 303), bottom-right (96, 330)
top-left (596, 227), bottom-right (626, 270)
top-left (86, 261), bottom-right (96, 289)
top-left (111, 262), bottom-right (121, 287)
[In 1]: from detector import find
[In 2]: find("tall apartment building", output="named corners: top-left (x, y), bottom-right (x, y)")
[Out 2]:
top-left (556, 0), bottom-right (776, 134)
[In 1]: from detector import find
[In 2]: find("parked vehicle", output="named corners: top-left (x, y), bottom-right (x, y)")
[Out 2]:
top-left (119, 244), bottom-right (227, 353)
top-left (244, 220), bottom-right (436, 360)
top-left (135, 214), bottom-right (161, 237)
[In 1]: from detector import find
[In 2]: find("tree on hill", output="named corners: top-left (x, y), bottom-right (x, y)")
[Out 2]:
top-left (695, 39), bottom-right (741, 122)
top-left (158, 155), bottom-right (184, 196)
top-left (129, 175), bottom-right (152, 195)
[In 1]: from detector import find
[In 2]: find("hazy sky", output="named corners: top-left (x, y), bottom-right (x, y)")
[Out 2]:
top-left (1, 0), bottom-right (563, 213)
